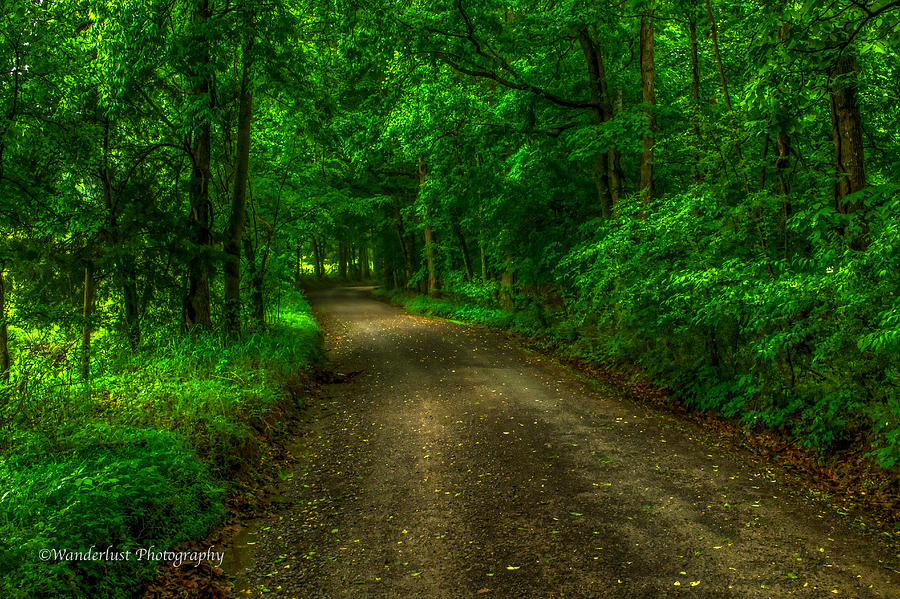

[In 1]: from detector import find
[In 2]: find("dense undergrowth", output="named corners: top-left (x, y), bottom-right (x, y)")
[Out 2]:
top-left (378, 186), bottom-right (900, 472)
top-left (0, 292), bottom-right (321, 599)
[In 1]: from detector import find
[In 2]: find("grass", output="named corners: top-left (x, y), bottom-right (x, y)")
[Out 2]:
top-left (0, 291), bottom-right (322, 599)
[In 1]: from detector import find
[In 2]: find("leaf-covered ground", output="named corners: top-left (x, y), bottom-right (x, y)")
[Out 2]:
top-left (228, 287), bottom-right (900, 598)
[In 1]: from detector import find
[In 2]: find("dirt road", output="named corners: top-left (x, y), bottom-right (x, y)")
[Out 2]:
top-left (232, 287), bottom-right (900, 598)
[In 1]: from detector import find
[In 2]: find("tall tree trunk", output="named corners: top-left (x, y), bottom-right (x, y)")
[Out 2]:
top-left (453, 221), bottom-right (474, 282)
top-left (97, 136), bottom-right (142, 347)
top-left (640, 10), bottom-right (657, 200)
top-left (383, 255), bottom-right (393, 289)
top-left (383, 250), bottom-right (395, 289)
top-left (121, 254), bottom-right (141, 347)
top-left (310, 236), bottom-right (322, 278)
top-left (186, 0), bottom-right (213, 331)
top-left (578, 25), bottom-right (621, 218)
top-left (418, 157), bottom-right (439, 296)
top-left (480, 243), bottom-right (487, 281)
top-left (396, 223), bottom-right (414, 287)
top-left (81, 264), bottom-right (96, 381)
top-left (687, 10), bottom-right (704, 181)
top-left (338, 241), bottom-right (348, 279)
top-left (499, 256), bottom-right (514, 309)
top-left (769, 18), bottom-right (794, 257)
top-left (360, 245), bottom-right (370, 279)
top-left (0, 267), bottom-right (9, 382)
top-left (706, 0), bottom-right (736, 117)
top-left (758, 133), bottom-right (770, 191)
top-left (706, 0), bottom-right (749, 192)
top-left (424, 224), bottom-right (438, 295)
top-left (830, 51), bottom-right (867, 213)
top-left (223, 44), bottom-right (253, 336)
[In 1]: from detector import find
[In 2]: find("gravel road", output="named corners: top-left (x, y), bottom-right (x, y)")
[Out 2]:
top-left (230, 286), bottom-right (900, 598)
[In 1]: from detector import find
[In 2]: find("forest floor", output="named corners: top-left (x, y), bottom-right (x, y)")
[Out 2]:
top-left (227, 286), bottom-right (900, 598)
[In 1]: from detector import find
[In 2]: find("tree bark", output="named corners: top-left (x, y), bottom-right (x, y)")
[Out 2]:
top-left (338, 241), bottom-right (348, 279)
top-left (81, 264), bottom-right (96, 381)
top-left (758, 133), bottom-right (770, 191)
top-left (706, 0), bottom-right (735, 115)
top-left (310, 236), bottom-right (322, 278)
top-left (640, 11), bottom-right (657, 200)
top-left (830, 52), bottom-right (867, 213)
top-left (424, 224), bottom-right (438, 296)
top-left (499, 256), bottom-right (514, 309)
top-left (687, 10), bottom-right (704, 181)
top-left (453, 221), bottom-right (474, 281)
top-left (360, 245), bottom-right (370, 279)
top-left (0, 267), bottom-right (9, 382)
top-left (480, 243), bottom-right (487, 281)
top-left (577, 25), bottom-right (622, 218)
top-left (418, 158), bottom-right (439, 296)
top-left (706, 0), bottom-right (749, 191)
top-left (770, 19), bottom-right (793, 257)
top-left (186, 0), bottom-right (214, 331)
top-left (121, 254), bottom-right (141, 347)
top-left (224, 44), bottom-right (253, 336)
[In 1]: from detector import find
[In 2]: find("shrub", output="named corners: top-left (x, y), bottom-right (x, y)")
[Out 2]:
top-left (0, 426), bottom-right (223, 599)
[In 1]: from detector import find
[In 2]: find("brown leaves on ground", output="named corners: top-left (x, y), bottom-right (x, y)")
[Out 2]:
top-left (141, 560), bottom-right (230, 599)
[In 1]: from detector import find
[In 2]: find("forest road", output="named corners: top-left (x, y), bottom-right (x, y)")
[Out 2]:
top-left (233, 286), bottom-right (900, 598)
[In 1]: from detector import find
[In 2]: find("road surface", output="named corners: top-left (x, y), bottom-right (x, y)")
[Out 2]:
top-left (232, 287), bottom-right (899, 598)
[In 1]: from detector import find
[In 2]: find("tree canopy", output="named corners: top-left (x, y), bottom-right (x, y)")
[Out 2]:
top-left (2, 0), bottom-right (900, 461)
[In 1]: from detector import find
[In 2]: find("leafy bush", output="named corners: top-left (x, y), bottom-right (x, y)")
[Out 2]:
top-left (563, 184), bottom-right (900, 464)
top-left (0, 291), bottom-right (321, 597)
top-left (0, 426), bottom-right (223, 599)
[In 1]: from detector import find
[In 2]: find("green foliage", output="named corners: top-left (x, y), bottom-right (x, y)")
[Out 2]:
top-left (0, 293), bottom-right (320, 598)
top-left (0, 427), bottom-right (222, 599)
top-left (376, 288), bottom-right (514, 330)
top-left (564, 184), bottom-right (900, 462)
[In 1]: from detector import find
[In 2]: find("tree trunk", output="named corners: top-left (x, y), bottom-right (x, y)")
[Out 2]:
top-left (338, 241), bottom-right (348, 279)
top-left (480, 243), bottom-right (487, 281)
top-left (0, 267), bottom-right (9, 382)
top-left (418, 158), bottom-right (439, 296)
top-left (81, 264), bottom-right (96, 381)
top-left (770, 19), bottom-right (793, 257)
top-left (121, 254), bottom-right (141, 347)
top-left (360, 245), bottom-right (370, 279)
top-left (223, 44), bottom-right (253, 336)
top-left (706, 0), bottom-right (748, 191)
top-left (687, 11), bottom-right (704, 181)
top-left (639, 11), bottom-right (656, 200)
top-left (830, 52), bottom-right (867, 213)
top-left (310, 236), bottom-right (322, 278)
top-left (186, 0), bottom-right (213, 331)
top-left (758, 133), bottom-right (770, 191)
top-left (499, 256), bottom-right (514, 309)
top-left (453, 221), bottom-right (474, 281)
top-left (706, 0), bottom-right (736, 116)
top-left (383, 253), bottom-right (395, 290)
top-left (578, 25), bottom-right (621, 218)
top-left (424, 224), bottom-right (438, 296)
